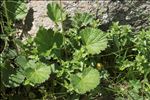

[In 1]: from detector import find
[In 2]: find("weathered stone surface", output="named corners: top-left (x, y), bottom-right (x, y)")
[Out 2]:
top-left (23, 0), bottom-right (150, 36)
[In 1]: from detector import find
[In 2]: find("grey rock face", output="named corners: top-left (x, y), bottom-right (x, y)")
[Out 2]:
top-left (25, 0), bottom-right (150, 35)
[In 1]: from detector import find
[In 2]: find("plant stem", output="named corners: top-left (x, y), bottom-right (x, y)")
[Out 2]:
top-left (3, 0), bottom-right (11, 33)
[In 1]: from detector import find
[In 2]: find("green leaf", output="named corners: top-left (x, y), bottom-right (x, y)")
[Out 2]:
top-left (6, 0), bottom-right (28, 20)
top-left (34, 27), bottom-right (63, 53)
top-left (1, 63), bottom-right (25, 87)
top-left (70, 67), bottom-right (100, 94)
top-left (9, 69), bottom-right (25, 87)
top-left (15, 1), bottom-right (28, 20)
top-left (72, 13), bottom-right (93, 28)
top-left (24, 60), bottom-right (51, 86)
top-left (15, 55), bottom-right (28, 67)
top-left (34, 27), bottom-right (53, 53)
top-left (47, 3), bottom-right (66, 23)
top-left (7, 49), bottom-right (17, 59)
top-left (80, 28), bottom-right (108, 55)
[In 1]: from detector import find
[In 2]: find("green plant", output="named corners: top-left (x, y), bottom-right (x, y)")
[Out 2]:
top-left (1, 1), bottom-right (150, 99)
top-left (5, 0), bottom-right (28, 21)
top-left (70, 67), bottom-right (100, 94)
top-left (105, 23), bottom-right (150, 100)
top-left (1, 0), bottom-right (28, 88)
top-left (1, 2), bottom-right (108, 98)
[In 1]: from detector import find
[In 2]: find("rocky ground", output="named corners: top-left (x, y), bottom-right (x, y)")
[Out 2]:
top-left (21, 0), bottom-right (150, 36)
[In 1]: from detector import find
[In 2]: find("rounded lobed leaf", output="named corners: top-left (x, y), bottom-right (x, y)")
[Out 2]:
top-left (6, 0), bottom-right (28, 20)
top-left (70, 67), bottom-right (100, 94)
top-left (34, 27), bottom-right (63, 54)
top-left (1, 63), bottom-right (25, 87)
top-left (15, 1), bottom-right (28, 20)
top-left (80, 27), bottom-right (108, 55)
top-left (47, 3), bottom-right (66, 23)
top-left (72, 13), bottom-right (93, 28)
top-left (34, 27), bottom-right (54, 53)
top-left (24, 60), bottom-right (51, 86)
top-left (15, 55), bottom-right (28, 68)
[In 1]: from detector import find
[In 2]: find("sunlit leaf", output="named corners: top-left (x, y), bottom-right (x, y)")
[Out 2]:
top-left (80, 27), bottom-right (108, 55)
top-left (6, 0), bottom-right (28, 20)
top-left (47, 3), bottom-right (66, 23)
top-left (70, 67), bottom-right (100, 94)
top-left (15, 1), bottom-right (28, 20)
top-left (24, 60), bottom-right (51, 86)
top-left (72, 12), bottom-right (93, 28)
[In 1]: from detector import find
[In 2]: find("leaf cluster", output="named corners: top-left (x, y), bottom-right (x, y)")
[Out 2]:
top-left (1, 2), bottom-right (150, 100)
